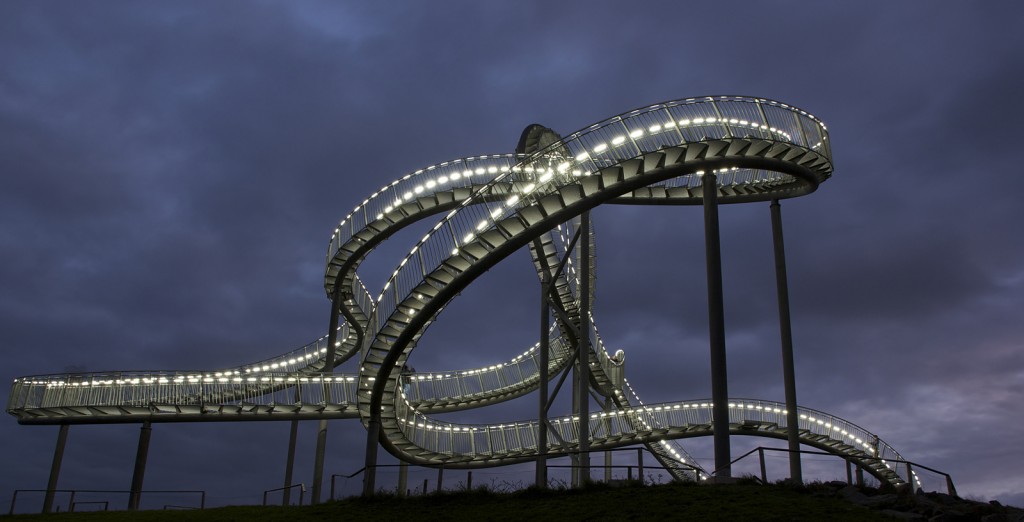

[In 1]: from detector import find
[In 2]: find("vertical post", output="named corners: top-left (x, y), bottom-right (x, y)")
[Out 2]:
top-left (283, 420), bottom-right (298, 505)
top-left (467, 471), bottom-right (473, 491)
top-left (436, 465), bottom-right (444, 493)
top-left (361, 418), bottom-right (381, 496)
top-left (846, 458), bottom-right (853, 485)
top-left (128, 421), bottom-right (153, 511)
top-left (398, 461), bottom-right (408, 497)
top-left (577, 210), bottom-right (592, 486)
top-left (770, 200), bottom-right (802, 484)
top-left (703, 171), bottom-right (731, 478)
top-left (604, 397), bottom-right (613, 482)
top-left (758, 448), bottom-right (767, 484)
top-left (637, 448), bottom-right (644, 485)
top-left (313, 285), bottom-right (344, 504)
top-left (856, 465), bottom-right (865, 487)
top-left (421, 479), bottom-right (428, 495)
top-left (536, 272), bottom-right (550, 488)
top-left (905, 462), bottom-right (915, 492)
top-left (605, 448), bottom-right (612, 483)
top-left (42, 424), bottom-right (69, 514)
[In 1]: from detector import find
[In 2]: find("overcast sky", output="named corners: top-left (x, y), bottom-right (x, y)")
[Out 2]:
top-left (3, 0), bottom-right (1024, 512)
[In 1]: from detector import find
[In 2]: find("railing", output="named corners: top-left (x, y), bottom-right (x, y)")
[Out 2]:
top-left (8, 372), bottom-right (360, 413)
top-left (367, 97), bottom-right (829, 352)
top-left (8, 488), bottom-right (205, 515)
top-left (718, 447), bottom-right (956, 495)
top-left (262, 483), bottom-right (304, 506)
top-left (391, 398), bottom-right (889, 468)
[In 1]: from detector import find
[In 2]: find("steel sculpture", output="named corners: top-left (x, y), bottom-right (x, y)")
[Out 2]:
top-left (7, 96), bottom-right (924, 511)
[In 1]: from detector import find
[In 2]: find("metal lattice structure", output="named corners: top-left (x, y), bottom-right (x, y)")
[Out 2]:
top-left (8, 96), bottom-right (921, 496)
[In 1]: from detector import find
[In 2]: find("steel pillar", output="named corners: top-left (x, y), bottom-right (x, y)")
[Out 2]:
top-left (398, 461), bottom-right (408, 497)
top-left (282, 420), bottom-right (299, 505)
top-left (311, 285), bottom-right (343, 504)
top-left (576, 210), bottom-right (592, 485)
top-left (703, 172), bottom-right (731, 478)
top-left (42, 424), bottom-right (69, 514)
top-left (771, 200), bottom-right (803, 484)
top-left (362, 418), bottom-right (381, 496)
top-left (128, 421), bottom-right (152, 511)
top-left (536, 273), bottom-right (550, 488)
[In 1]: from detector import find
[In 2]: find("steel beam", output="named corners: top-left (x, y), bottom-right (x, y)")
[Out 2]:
top-left (42, 424), bottom-right (69, 514)
top-left (282, 420), bottom-right (299, 505)
top-left (703, 172), bottom-right (731, 478)
top-left (128, 421), bottom-right (152, 511)
top-left (536, 272), bottom-right (550, 488)
top-left (577, 211), bottom-right (591, 485)
top-left (771, 200), bottom-right (802, 484)
top-left (311, 284), bottom-right (344, 504)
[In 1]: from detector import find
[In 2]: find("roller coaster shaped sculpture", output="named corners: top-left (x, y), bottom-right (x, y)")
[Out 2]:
top-left (7, 95), bottom-right (920, 495)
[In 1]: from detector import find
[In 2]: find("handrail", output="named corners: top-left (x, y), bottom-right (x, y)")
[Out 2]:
top-left (262, 483), bottom-right (304, 506)
top-left (713, 446), bottom-right (956, 496)
top-left (8, 488), bottom-right (205, 515)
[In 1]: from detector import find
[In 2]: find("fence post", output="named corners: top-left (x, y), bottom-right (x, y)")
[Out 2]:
top-left (905, 462), bottom-right (915, 492)
top-left (466, 471), bottom-right (473, 491)
top-left (422, 479), bottom-right (428, 495)
top-left (846, 458), bottom-right (853, 485)
top-left (436, 466), bottom-right (444, 493)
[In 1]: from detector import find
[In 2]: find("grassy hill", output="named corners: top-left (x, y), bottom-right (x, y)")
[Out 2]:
top-left (6, 480), bottom-right (1019, 521)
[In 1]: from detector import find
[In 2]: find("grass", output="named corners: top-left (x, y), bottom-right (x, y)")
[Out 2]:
top-left (5, 480), bottom-right (895, 521)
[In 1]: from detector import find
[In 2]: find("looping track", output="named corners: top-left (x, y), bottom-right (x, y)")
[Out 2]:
top-left (8, 96), bottom-right (914, 487)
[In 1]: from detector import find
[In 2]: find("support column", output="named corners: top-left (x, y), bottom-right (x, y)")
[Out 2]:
top-left (536, 272), bottom-right (550, 488)
top-left (398, 461), bottom-right (409, 497)
top-left (577, 210), bottom-right (592, 486)
top-left (282, 420), bottom-right (299, 505)
top-left (771, 199), bottom-right (802, 484)
top-left (361, 418), bottom-right (380, 496)
top-left (703, 172), bottom-right (731, 479)
top-left (42, 424), bottom-right (69, 514)
top-left (128, 421), bottom-right (152, 511)
top-left (311, 286), bottom-right (344, 504)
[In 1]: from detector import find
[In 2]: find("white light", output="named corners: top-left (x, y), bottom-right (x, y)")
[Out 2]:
top-left (474, 168), bottom-right (485, 175)
top-left (451, 172), bottom-right (462, 180)
top-left (522, 183), bottom-right (536, 194)
top-left (487, 166), bottom-right (497, 174)
top-left (506, 195), bottom-right (519, 206)
top-left (611, 135), bottom-right (626, 145)
top-left (426, 180), bottom-right (436, 189)
top-left (463, 233), bottom-right (474, 243)
top-left (403, 192), bottom-right (413, 200)
top-left (629, 129), bottom-right (643, 138)
top-left (556, 162), bottom-right (570, 172)
top-left (438, 176), bottom-right (448, 184)
top-left (476, 221), bottom-right (487, 232)
top-left (414, 185), bottom-right (424, 194)
top-left (648, 124), bottom-right (661, 133)
top-left (574, 152), bottom-right (589, 162)
top-left (538, 171), bottom-right (553, 183)
top-left (593, 143), bottom-right (608, 153)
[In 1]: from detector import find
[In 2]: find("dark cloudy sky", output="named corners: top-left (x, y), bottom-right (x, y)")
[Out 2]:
top-left (3, 0), bottom-right (1024, 511)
